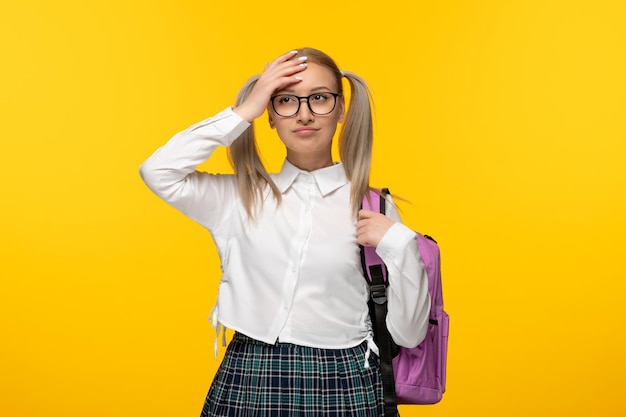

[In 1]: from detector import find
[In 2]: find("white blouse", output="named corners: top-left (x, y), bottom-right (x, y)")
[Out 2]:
top-left (139, 107), bottom-right (430, 353)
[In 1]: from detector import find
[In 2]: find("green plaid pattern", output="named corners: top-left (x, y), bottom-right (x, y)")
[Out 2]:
top-left (200, 333), bottom-right (384, 417)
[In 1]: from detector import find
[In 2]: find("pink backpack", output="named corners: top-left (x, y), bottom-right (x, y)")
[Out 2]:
top-left (361, 189), bottom-right (449, 415)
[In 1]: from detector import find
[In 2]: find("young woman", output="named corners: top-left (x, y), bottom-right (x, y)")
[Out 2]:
top-left (140, 48), bottom-right (430, 417)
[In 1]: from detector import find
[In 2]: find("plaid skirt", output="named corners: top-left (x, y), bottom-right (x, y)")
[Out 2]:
top-left (200, 333), bottom-right (384, 417)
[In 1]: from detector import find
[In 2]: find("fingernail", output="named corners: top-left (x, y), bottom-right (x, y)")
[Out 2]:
top-left (290, 50), bottom-right (298, 54)
top-left (295, 76), bottom-right (303, 81)
top-left (298, 56), bottom-right (308, 61)
top-left (299, 63), bottom-right (307, 68)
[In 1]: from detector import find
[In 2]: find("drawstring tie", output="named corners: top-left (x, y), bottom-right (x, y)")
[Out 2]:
top-left (209, 305), bottom-right (227, 359)
top-left (364, 333), bottom-right (379, 369)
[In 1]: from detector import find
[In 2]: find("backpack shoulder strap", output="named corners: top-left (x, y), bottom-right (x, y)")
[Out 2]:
top-left (360, 188), bottom-right (399, 417)
top-left (360, 189), bottom-right (389, 288)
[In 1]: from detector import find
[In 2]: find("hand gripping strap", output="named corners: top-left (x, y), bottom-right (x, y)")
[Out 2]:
top-left (360, 189), bottom-right (389, 287)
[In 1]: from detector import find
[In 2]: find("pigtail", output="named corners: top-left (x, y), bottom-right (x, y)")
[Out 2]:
top-left (228, 75), bottom-right (281, 219)
top-left (338, 71), bottom-right (375, 217)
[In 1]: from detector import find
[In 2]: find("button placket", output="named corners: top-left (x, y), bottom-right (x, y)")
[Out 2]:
top-left (276, 174), bottom-right (314, 336)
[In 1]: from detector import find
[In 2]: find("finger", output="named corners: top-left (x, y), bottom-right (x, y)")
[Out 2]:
top-left (357, 235), bottom-right (373, 247)
top-left (357, 216), bottom-right (372, 227)
top-left (263, 70), bottom-right (306, 96)
top-left (260, 60), bottom-right (306, 90)
top-left (268, 59), bottom-right (307, 79)
top-left (277, 50), bottom-right (299, 63)
top-left (358, 209), bottom-right (376, 220)
top-left (265, 50), bottom-right (300, 71)
top-left (273, 62), bottom-right (307, 80)
top-left (357, 228), bottom-right (373, 247)
top-left (267, 50), bottom-right (308, 72)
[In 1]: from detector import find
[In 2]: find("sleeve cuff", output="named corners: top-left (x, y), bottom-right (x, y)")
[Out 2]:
top-left (375, 222), bottom-right (417, 260)
top-left (184, 107), bottom-right (251, 146)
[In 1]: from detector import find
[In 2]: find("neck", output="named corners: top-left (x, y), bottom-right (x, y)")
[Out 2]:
top-left (286, 152), bottom-right (333, 172)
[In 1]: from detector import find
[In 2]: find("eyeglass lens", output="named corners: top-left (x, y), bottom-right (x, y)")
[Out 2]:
top-left (272, 93), bottom-right (337, 117)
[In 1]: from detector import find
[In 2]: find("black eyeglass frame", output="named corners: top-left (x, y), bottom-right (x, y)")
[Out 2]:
top-left (269, 92), bottom-right (341, 117)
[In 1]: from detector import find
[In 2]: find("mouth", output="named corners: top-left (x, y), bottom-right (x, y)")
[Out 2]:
top-left (293, 127), bottom-right (320, 136)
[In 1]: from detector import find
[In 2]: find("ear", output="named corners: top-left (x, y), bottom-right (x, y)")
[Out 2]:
top-left (337, 97), bottom-right (346, 123)
top-left (268, 107), bottom-right (276, 129)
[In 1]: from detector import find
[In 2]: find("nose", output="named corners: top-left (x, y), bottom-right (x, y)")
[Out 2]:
top-left (296, 97), bottom-right (314, 122)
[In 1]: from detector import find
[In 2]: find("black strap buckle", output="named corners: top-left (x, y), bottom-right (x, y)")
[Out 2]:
top-left (370, 284), bottom-right (387, 305)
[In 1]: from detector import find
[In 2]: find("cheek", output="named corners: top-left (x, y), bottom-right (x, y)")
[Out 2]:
top-left (273, 122), bottom-right (291, 138)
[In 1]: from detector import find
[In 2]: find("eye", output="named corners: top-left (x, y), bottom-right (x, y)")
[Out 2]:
top-left (310, 93), bottom-right (330, 102)
top-left (277, 95), bottom-right (296, 104)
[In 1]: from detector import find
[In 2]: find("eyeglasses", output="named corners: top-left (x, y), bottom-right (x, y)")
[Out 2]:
top-left (270, 92), bottom-right (340, 117)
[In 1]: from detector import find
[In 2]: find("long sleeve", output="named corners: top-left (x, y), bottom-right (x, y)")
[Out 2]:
top-left (139, 107), bottom-right (250, 230)
top-left (375, 199), bottom-right (431, 348)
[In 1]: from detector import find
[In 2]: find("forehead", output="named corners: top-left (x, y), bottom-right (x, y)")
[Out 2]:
top-left (279, 63), bottom-right (338, 94)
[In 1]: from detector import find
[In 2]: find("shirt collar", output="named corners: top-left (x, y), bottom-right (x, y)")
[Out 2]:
top-left (274, 159), bottom-right (349, 196)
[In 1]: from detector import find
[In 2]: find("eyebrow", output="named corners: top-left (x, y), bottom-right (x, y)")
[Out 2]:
top-left (278, 86), bottom-right (333, 94)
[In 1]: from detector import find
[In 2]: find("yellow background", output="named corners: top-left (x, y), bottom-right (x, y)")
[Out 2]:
top-left (2, 0), bottom-right (625, 416)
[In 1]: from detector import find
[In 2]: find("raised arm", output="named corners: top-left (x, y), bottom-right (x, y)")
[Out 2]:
top-left (139, 108), bottom-right (249, 230)
top-left (140, 50), bottom-right (310, 229)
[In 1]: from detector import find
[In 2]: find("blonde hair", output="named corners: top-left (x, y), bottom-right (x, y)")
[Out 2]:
top-left (229, 74), bottom-right (282, 219)
top-left (228, 47), bottom-right (375, 218)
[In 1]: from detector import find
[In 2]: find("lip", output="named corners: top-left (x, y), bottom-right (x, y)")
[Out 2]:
top-left (293, 127), bottom-right (320, 136)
